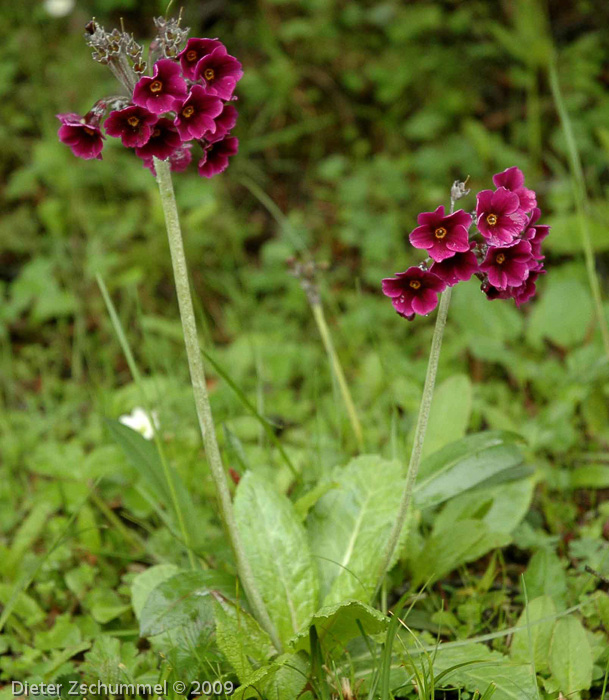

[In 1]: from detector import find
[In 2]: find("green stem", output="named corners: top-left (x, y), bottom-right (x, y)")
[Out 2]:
top-left (312, 302), bottom-right (365, 452)
top-left (548, 59), bottom-right (609, 359)
top-left (374, 286), bottom-right (452, 596)
top-left (153, 158), bottom-right (283, 653)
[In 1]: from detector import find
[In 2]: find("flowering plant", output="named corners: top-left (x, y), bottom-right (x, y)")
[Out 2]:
top-left (382, 168), bottom-right (550, 319)
top-left (56, 17), bottom-right (242, 177)
top-left (53, 17), bottom-right (553, 697)
top-left (375, 172), bottom-right (550, 606)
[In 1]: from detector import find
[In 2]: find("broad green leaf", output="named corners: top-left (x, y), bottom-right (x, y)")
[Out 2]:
top-left (261, 651), bottom-right (310, 700)
top-left (415, 431), bottom-right (527, 510)
top-left (523, 549), bottom-right (567, 607)
top-left (84, 588), bottom-right (130, 625)
top-left (431, 643), bottom-right (538, 700)
top-left (290, 599), bottom-right (389, 654)
top-left (294, 482), bottom-right (339, 521)
top-left (139, 570), bottom-right (236, 637)
top-left (421, 374), bottom-right (472, 458)
top-left (131, 564), bottom-right (179, 620)
top-left (82, 636), bottom-right (137, 685)
top-left (510, 595), bottom-right (556, 671)
top-left (526, 278), bottom-right (593, 349)
top-left (233, 652), bottom-right (310, 700)
top-left (433, 479), bottom-right (534, 535)
top-left (411, 520), bottom-right (511, 587)
top-left (549, 617), bottom-right (593, 696)
top-left (214, 599), bottom-right (275, 682)
top-left (425, 479), bottom-right (534, 582)
top-left (235, 472), bottom-right (319, 644)
top-left (307, 455), bottom-right (404, 605)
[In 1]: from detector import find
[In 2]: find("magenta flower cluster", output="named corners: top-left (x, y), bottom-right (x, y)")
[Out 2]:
top-left (382, 168), bottom-right (550, 320)
top-left (56, 34), bottom-right (242, 178)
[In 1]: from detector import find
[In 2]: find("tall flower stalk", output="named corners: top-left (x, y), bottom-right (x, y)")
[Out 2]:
top-left (312, 302), bottom-right (365, 451)
top-left (374, 285), bottom-right (452, 593)
top-left (289, 259), bottom-right (364, 451)
top-left (375, 172), bottom-right (548, 593)
top-left (155, 158), bottom-right (283, 652)
top-left (374, 184), bottom-right (462, 593)
top-left (56, 16), bottom-right (282, 652)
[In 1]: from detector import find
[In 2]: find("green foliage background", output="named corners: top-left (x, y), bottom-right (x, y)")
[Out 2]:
top-left (1, 0), bottom-right (609, 693)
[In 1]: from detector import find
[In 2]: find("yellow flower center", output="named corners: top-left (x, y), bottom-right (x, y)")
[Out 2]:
top-left (434, 226), bottom-right (447, 239)
top-left (486, 213), bottom-right (498, 226)
top-left (409, 280), bottom-right (421, 290)
top-left (83, 126), bottom-right (95, 135)
top-left (182, 105), bottom-right (195, 118)
top-left (186, 49), bottom-right (198, 63)
top-left (150, 80), bottom-right (163, 93)
top-left (152, 128), bottom-right (160, 138)
top-left (496, 253), bottom-right (506, 264)
top-left (127, 116), bottom-right (140, 128)
top-left (203, 68), bottom-right (215, 81)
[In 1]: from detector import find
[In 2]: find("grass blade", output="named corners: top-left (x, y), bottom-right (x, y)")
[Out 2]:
top-left (548, 58), bottom-right (609, 358)
top-left (203, 349), bottom-right (301, 482)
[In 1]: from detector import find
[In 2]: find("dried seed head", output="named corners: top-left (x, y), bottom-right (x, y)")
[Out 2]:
top-left (450, 177), bottom-right (471, 206)
top-left (287, 258), bottom-right (328, 306)
top-left (153, 15), bottom-right (190, 58)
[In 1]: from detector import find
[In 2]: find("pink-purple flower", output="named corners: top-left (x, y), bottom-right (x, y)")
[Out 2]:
top-left (198, 136), bottom-right (239, 178)
top-left (208, 103), bottom-right (239, 144)
top-left (57, 112), bottom-right (105, 160)
top-left (493, 166), bottom-right (536, 213)
top-left (383, 170), bottom-right (548, 320)
top-left (194, 46), bottom-right (243, 100)
top-left (178, 37), bottom-right (224, 79)
top-left (430, 244), bottom-right (479, 287)
top-left (511, 268), bottom-right (544, 307)
top-left (524, 208), bottom-right (550, 259)
top-left (480, 240), bottom-right (534, 289)
top-left (174, 86), bottom-right (224, 141)
top-left (476, 187), bottom-right (528, 246)
top-left (132, 59), bottom-right (188, 114)
top-left (483, 265), bottom-right (544, 306)
top-left (135, 118), bottom-right (182, 160)
top-left (104, 105), bottom-right (158, 148)
top-left (382, 267), bottom-right (446, 319)
top-left (56, 21), bottom-right (241, 179)
top-left (409, 206), bottom-right (472, 262)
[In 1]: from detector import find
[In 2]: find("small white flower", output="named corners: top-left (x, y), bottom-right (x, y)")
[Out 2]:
top-left (119, 407), bottom-right (159, 440)
top-left (44, 0), bottom-right (75, 17)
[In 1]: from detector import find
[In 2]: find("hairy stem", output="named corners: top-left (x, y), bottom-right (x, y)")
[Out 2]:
top-left (374, 286), bottom-right (452, 596)
top-left (312, 302), bottom-right (365, 452)
top-left (154, 158), bottom-right (283, 652)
